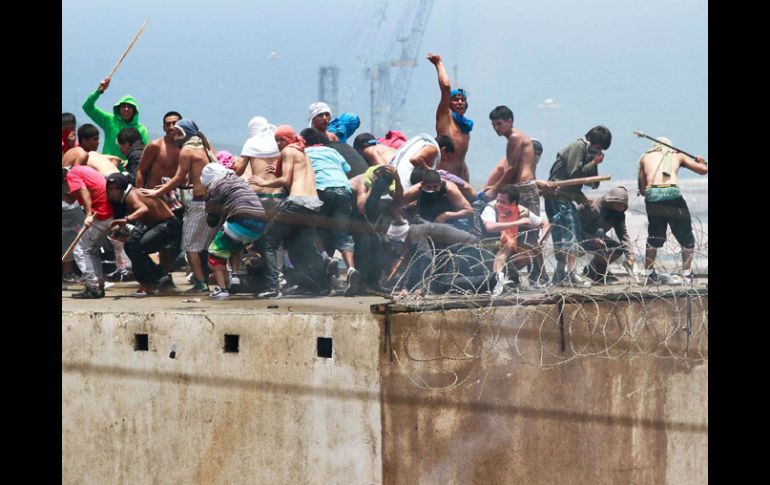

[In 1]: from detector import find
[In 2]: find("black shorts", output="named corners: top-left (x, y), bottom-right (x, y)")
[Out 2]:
top-left (645, 197), bottom-right (695, 249)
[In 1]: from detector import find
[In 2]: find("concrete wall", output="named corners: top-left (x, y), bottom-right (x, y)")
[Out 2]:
top-left (380, 296), bottom-right (708, 485)
top-left (63, 294), bottom-right (707, 485)
top-left (62, 311), bottom-right (383, 485)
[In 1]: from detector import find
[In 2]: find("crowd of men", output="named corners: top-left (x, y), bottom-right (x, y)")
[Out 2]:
top-left (62, 53), bottom-right (708, 300)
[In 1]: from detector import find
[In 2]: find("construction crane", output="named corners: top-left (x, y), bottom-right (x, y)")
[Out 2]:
top-left (318, 65), bottom-right (339, 114)
top-left (369, 0), bottom-right (435, 136)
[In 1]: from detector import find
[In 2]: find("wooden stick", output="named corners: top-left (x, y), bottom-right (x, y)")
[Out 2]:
top-left (62, 224), bottom-right (90, 263)
top-left (548, 175), bottom-right (611, 188)
top-left (106, 19), bottom-right (149, 80)
top-left (632, 129), bottom-right (703, 162)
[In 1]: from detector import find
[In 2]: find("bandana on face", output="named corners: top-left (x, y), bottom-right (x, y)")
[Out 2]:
top-left (275, 125), bottom-right (306, 152)
top-left (174, 119), bottom-right (200, 148)
top-left (449, 89), bottom-right (473, 133)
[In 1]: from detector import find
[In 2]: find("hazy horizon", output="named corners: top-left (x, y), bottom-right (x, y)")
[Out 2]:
top-left (62, 0), bottom-right (707, 184)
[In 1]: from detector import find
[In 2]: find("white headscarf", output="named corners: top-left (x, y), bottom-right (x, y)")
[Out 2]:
top-left (241, 116), bottom-right (280, 158)
top-left (307, 102), bottom-right (332, 127)
top-left (201, 162), bottom-right (233, 188)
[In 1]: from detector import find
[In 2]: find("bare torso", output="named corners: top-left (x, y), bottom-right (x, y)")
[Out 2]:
top-left (240, 155), bottom-right (283, 195)
top-left (484, 129), bottom-right (535, 188)
top-left (181, 147), bottom-right (211, 198)
top-left (437, 122), bottom-right (470, 179)
top-left (284, 148), bottom-right (318, 198)
top-left (141, 137), bottom-right (181, 188)
top-left (364, 144), bottom-right (396, 166)
top-left (640, 151), bottom-right (684, 187)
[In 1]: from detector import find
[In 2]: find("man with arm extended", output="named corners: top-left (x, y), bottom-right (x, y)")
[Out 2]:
top-left (139, 119), bottom-right (218, 293)
top-left (251, 125), bottom-right (330, 297)
top-left (638, 136), bottom-right (708, 286)
top-left (106, 173), bottom-right (181, 296)
top-left (427, 52), bottom-right (472, 181)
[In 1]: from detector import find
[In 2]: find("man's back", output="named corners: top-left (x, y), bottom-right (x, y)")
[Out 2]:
top-left (640, 151), bottom-right (685, 187)
top-left (284, 148), bottom-right (318, 198)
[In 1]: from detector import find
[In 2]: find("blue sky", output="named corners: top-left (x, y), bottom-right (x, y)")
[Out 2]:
top-left (62, 0), bottom-right (707, 184)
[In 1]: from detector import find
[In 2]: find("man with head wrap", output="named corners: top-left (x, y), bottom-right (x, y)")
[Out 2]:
top-left (308, 102), bottom-right (339, 142)
top-left (326, 113), bottom-right (361, 145)
top-left (638, 136), bottom-right (708, 286)
top-left (427, 53), bottom-right (472, 181)
top-left (250, 125), bottom-right (331, 297)
top-left (200, 163), bottom-right (267, 300)
top-left (140, 119), bottom-right (219, 293)
top-left (233, 116), bottom-right (284, 219)
top-left (576, 186), bottom-right (637, 285)
top-left (106, 173), bottom-right (181, 296)
top-left (354, 133), bottom-right (396, 168)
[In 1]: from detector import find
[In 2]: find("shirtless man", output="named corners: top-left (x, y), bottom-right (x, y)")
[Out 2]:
top-left (427, 53), bottom-right (472, 181)
top-left (61, 124), bottom-right (120, 175)
top-left (106, 173), bottom-right (181, 295)
top-left (140, 119), bottom-right (218, 294)
top-left (308, 102), bottom-right (339, 142)
top-left (353, 133), bottom-right (396, 166)
top-left (251, 125), bottom-right (330, 297)
top-left (135, 111), bottom-right (182, 189)
top-left (638, 136), bottom-right (708, 286)
top-left (233, 116), bottom-right (283, 219)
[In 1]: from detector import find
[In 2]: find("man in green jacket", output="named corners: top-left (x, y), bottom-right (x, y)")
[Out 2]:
top-left (82, 77), bottom-right (149, 162)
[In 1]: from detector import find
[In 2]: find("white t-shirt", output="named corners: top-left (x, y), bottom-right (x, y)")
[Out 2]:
top-left (388, 133), bottom-right (440, 190)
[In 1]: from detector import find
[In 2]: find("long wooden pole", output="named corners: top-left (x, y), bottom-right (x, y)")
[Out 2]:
top-left (633, 130), bottom-right (703, 162)
top-left (548, 175), bottom-right (611, 188)
top-left (62, 224), bottom-right (89, 263)
top-left (106, 19), bottom-right (149, 80)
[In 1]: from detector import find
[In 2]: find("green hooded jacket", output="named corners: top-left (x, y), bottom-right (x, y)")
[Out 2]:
top-left (82, 90), bottom-right (150, 160)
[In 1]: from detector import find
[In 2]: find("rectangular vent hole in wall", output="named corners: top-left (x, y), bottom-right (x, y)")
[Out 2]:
top-left (317, 337), bottom-right (333, 358)
top-left (134, 334), bottom-right (149, 351)
top-left (224, 334), bottom-right (240, 353)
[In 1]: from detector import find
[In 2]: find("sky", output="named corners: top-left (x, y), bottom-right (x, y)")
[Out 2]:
top-left (62, 0), bottom-right (707, 185)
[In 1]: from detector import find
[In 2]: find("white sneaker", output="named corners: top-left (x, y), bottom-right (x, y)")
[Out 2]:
top-left (209, 286), bottom-right (230, 300)
top-left (228, 275), bottom-right (242, 293)
top-left (345, 268), bottom-right (361, 296)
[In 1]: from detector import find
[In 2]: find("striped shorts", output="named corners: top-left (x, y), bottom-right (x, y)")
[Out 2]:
top-left (182, 200), bottom-right (218, 252)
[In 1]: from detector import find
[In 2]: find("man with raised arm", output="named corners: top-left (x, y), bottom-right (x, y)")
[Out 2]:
top-left (427, 52), bottom-right (472, 181)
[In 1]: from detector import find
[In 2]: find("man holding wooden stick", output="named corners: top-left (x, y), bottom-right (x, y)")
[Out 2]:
top-left (62, 166), bottom-right (114, 299)
top-left (543, 125), bottom-right (613, 287)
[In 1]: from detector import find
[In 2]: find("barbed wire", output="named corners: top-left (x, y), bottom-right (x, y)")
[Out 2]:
top-left (385, 222), bottom-right (707, 389)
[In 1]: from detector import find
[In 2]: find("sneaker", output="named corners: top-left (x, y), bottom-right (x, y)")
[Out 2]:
top-left (560, 271), bottom-right (592, 288)
top-left (681, 273), bottom-right (696, 286)
top-left (185, 280), bottom-right (209, 294)
top-left (209, 286), bottom-right (230, 300)
top-left (107, 268), bottom-right (133, 282)
top-left (131, 286), bottom-right (158, 298)
top-left (72, 287), bottom-right (104, 299)
top-left (345, 268), bottom-right (361, 297)
top-left (645, 271), bottom-right (680, 286)
top-left (156, 275), bottom-right (175, 291)
top-left (62, 272), bottom-right (79, 284)
top-left (103, 281), bottom-right (115, 289)
top-left (603, 274), bottom-right (620, 285)
top-left (162, 274), bottom-right (176, 288)
top-left (257, 288), bottom-right (282, 298)
top-left (228, 274), bottom-right (242, 294)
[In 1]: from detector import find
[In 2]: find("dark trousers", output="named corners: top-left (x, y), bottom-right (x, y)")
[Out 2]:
top-left (317, 187), bottom-right (355, 254)
top-left (351, 213), bottom-right (385, 288)
top-left (264, 201), bottom-right (328, 293)
top-left (580, 237), bottom-right (623, 275)
top-left (124, 217), bottom-right (182, 285)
